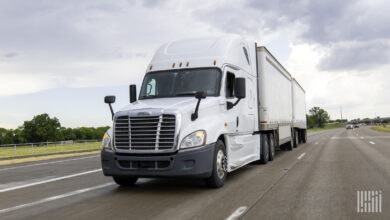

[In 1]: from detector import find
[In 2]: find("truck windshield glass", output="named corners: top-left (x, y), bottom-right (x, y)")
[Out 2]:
top-left (139, 68), bottom-right (221, 99)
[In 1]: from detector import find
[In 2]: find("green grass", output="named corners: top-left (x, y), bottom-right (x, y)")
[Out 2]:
top-left (372, 125), bottom-right (390, 132)
top-left (0, 141), bottom-right (102, 159)
top-left (307, 123), bottom-right (344, 133)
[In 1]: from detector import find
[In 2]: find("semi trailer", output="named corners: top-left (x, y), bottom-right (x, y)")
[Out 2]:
top-left (101, 35), bottom-right (307, 188)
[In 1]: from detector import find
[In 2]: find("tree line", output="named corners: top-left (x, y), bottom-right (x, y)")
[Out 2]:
top-left (0, 113), bottom-right (109, 145)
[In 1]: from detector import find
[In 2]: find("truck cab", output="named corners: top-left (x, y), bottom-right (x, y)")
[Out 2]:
top-left (101, 35), bottom-right (261, 188)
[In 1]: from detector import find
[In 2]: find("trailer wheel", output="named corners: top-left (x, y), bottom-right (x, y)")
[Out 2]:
top-left (205, 140), bottom-right (227, 188)
top-left (260, 134), bottom-right (269, 164)
top-left (293, 130), bottom-right (299, 148)
top-left (286, 136), bottom-right (293, 151)
top-left (113, 176), bottom-right (138, 187)
top-left (268, 133), bottom-right (275, 161)
top-left (302, 130), bottom-right (307, 143)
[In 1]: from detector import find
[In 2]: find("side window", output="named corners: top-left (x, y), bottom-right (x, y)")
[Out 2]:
top-left (243, 47), bottom-right (250, 65)
top-left (146, 78), bottom-right (156, 96)
top-left (225, 72), bottom-right (235, 98)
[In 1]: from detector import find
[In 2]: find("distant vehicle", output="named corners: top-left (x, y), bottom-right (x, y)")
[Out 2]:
top-left (353, 124), bottom-right (359, 128)
top-left (101, 35), bottom-right (307, 188)
top-left (346, 124), bottom-right (354, 129)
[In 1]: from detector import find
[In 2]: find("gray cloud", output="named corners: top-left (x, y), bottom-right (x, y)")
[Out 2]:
top-left (194, 0), bottom-right (390, 71)
top-left (3, 52), bottom-right (18, 58)
top-left (318, 41), bottom-right (390, 71)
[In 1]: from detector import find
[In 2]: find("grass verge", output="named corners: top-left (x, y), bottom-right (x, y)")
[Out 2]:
top-left (308, 123), bottom-right (344, 133)
top-left (371, 126), bottom-right (390, 132)
top-left (0, 142), bottom-right (102, 159)
top-left (0, 150), bottom-right (100, 166)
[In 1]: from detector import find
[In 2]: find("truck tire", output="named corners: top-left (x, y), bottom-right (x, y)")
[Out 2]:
top-left (260, 134), bottom-right (269, 164)
top-left (302, 130), bottom-right (307, 143)
top-left (205, 140), bottom-right (227, 188)
top-left (293, 130), bottom-right (299, 148)
top-left (268, 133), bottom-right (275, 161)
top-left (286, 136), bottom-right (293, 151)
top-left (113, 176), bottom-right (138, 186)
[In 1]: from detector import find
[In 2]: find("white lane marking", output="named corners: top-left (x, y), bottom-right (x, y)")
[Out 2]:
top-left (297, 153), bottom-right (306, 160)
top-left (0, 155), bottom-right (99, 172)
top-left (314, 142), bottom-right (319, 145)
top-left (226, 206), bottom-right (247, 220)
top-left (369, 141), bottom-right (376, 145)
top-left (0, 169), bottom-right (102, 193)
top-left (0, 183), bottom-right (114, 215)
top-left (360, 137), bottom-right (365, 139)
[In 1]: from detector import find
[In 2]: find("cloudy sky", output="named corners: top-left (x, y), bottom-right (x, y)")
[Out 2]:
top-left (1, 0), bottom-right (389, 129)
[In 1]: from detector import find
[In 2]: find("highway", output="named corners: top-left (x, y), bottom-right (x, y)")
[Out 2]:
top-left (0, 126), bottom-right (389, 219)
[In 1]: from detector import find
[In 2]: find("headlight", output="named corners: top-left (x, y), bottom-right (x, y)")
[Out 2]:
top-left (102, 132), bottom-right (113, 150)
top-left (180, 130), bottom-right (206, 149)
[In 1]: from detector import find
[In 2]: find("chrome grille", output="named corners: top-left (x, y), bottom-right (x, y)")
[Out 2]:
top-left (114, 114), bottom-right (176, 151)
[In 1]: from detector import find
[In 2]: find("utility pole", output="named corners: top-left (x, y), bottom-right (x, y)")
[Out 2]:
top-left (340, 106), bottom-right (343, 120)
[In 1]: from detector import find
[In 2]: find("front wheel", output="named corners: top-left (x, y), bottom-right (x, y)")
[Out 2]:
top-left (113, 176), bottom-right (138, 187)
top-left (205, 140), bottom-right (227, 188)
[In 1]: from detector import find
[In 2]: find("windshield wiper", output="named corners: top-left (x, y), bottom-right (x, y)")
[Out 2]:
top-left (176, 92), bottom-right (196, 96)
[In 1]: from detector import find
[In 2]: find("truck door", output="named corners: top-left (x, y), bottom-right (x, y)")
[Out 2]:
top-left (223, 67), bottom-right (258, 170)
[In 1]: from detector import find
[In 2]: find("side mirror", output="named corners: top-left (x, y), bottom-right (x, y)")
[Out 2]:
top-left (234, 77), bottom-right (246, 99)
top-left (195, 91), bottom-right (207, 99)
top-left (130, 84), bottom-right (137, 103)
top-left (104, 96), bottom-right (116, 104)
top-left (191, 91), bottom-right (207, 121)
top-left (227, 78), bottom-right (246, 110)
top-left (104, 96), bottom-right (116, 120)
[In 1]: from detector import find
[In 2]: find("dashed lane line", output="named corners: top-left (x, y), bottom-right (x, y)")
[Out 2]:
top-left (226, 207), bottom-right (248, 220)
top-left (0, 183), bottom-right (114, 215)
top-left (297, 153), bottom-right (306, 160)
top-left (0, 169), bottom-right (102, 193)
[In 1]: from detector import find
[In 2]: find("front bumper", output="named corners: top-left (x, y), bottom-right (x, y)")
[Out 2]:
top-left (101, 143), bottom-right (215, 178)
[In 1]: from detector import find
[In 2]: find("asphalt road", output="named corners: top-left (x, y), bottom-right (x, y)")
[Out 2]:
top-left (0, 126), bottom-right (389, 220)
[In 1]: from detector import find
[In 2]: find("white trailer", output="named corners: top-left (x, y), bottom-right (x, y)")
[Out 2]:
top-left (291, 78), bottom-right (307, 145)
top-left (257, 47), bottom-right (294, 150)
top-left (101, 35), bottom-right (307, 188)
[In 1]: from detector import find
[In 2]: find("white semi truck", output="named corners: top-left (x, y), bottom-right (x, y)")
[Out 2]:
top-left (101, 35), bottom-right (307, 188)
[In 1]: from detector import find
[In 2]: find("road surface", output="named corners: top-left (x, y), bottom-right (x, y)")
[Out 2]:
top-left (0, 126), bottom-right (389, 219)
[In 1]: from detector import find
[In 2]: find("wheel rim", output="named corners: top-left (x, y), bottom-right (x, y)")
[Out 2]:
top-left (216, 149), bottom-right (226, 179)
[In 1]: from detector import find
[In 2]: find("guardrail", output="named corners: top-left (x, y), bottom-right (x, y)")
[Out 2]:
top-left (0, 140), bottom-right (102, 159)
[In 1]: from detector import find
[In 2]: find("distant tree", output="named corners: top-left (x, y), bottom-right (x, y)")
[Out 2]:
top-left (308, 107), bottom-right (330, 128)
top-left (306, 114), bottom-right (315, 129)
top-left (58, 127), bottom-right (76, 140)
top-left (95, 126), bottom-right (110, 139)
top-left (22, 113), bottom-right (61, 142)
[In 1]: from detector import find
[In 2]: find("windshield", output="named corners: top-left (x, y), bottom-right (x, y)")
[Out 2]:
top-left (139, 68), bottom-right (221, 99)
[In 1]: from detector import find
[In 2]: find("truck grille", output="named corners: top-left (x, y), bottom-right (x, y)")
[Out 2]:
top-left (114, 115), bottom-right (176, 151)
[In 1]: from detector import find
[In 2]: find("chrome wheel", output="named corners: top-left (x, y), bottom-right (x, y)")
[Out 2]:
top-left (216, 149), bottom-right (226, 179)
